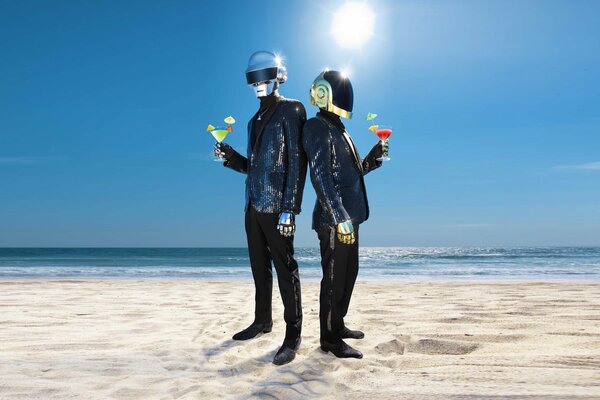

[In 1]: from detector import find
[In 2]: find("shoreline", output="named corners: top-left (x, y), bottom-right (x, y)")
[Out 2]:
top-left (2, 277), bottom-right (600, 283)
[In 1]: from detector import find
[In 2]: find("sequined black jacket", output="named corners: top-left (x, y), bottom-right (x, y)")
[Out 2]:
top-left (302, 111), bottom-right (383, 231)
top-left (224, 97), bottom-right (307, 215)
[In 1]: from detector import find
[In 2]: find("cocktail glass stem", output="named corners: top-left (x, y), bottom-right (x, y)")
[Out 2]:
top-left (213, 141), bottom-right (225, 162)
top-left (377, 139), bottom-right (390, 162)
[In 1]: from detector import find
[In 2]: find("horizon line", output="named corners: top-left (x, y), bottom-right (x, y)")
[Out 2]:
top-left (1, 245), bottom-right (599, 249)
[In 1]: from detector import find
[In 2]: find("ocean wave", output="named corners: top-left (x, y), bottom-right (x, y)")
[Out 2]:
top-left (1, 247), bottom-right (600, 280)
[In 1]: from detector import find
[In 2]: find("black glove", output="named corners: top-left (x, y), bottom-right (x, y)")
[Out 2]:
top-left (371, 141), bottom-right (385, 159)
top-left (214, 142), bottom-right (235, 161)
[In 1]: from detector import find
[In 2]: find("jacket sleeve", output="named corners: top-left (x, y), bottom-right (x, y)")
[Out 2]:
top-left (223, 150), bottom-right (248, 174)
top-left (281, 102), bottom-right (307, 214)
top-left (303, 119), bottom-right (351, 225)
top-left (362, 142), bottom-right (383, 176)
top-left (222, 119), bottom-right (250, 174)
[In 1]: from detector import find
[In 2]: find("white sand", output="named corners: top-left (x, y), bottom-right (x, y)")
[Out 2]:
top-left (1, 280), bottom-right (599, 399)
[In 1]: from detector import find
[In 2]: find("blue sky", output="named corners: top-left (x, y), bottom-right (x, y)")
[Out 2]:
top-left (1, 0), bottom-right (599, 247)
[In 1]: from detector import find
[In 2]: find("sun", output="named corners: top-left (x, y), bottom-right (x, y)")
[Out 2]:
top-left (331, 1), bottom-right (375, 49)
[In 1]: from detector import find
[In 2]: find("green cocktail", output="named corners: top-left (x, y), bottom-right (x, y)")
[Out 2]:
top-left (210, 128), bottom-right (230, 143)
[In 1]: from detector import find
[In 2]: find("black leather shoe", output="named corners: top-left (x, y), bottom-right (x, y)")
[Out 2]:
top-left (320, 339), bottom-right (363, 359)
top-left (273, 337), bottom-right (301, 366)
top-left (340, 326), bottom-right (365, 339)
top-left (232, 322), bottom-right (272, 341)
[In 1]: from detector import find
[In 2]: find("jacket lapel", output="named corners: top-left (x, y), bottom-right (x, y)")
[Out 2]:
top-left (247, 113), bottom-right (258, 159)
top-left (317, 114), bottom-right (363, 173)
top-left (341, 130), bottom-right (363, 173)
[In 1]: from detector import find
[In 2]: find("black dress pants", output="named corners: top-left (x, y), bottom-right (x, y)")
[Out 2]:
top-left (317, 224), bottom-right (360, 341)
top-left (245, 207), bottom-right (302, 340)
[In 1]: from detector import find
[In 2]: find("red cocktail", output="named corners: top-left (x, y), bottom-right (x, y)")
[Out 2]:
top-left (376, 127), bottom-right (392, 141)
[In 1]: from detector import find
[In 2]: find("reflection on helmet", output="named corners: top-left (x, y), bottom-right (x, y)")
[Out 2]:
top-left (309, 70), bottom-right (353, 119)
top-left (246, 51), bottom-right (287, 98)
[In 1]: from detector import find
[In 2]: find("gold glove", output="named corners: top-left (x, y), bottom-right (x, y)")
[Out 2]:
top-left (336, 220), bottom-right (355, 245)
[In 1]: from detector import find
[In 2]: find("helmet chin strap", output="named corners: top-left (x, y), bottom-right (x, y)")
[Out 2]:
top-left (253, 81), bottom-right (279, 98)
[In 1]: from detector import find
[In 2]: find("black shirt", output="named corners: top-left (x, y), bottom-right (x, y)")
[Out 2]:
top-left (317, 109), bottom-right (346, 132)
top-left (252, 93), bottom-right (280, 148)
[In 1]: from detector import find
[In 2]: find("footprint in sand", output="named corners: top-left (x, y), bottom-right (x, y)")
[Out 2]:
top-left (249, 370), bottom-right (331, 400)
top-left (437, 316), bottom-right (485, 324)
top-left (364, 309), bottom-right (389, 315)
top-left (559, 356), bottom-right (600, 369)
top-left (375, 339), bottom-right (405, 355)
top-left (162, 361), bottom-right (191, 371)
top-left (407, 338), bottom-right (479, 355)
top-left (428, 333), bottom-right (524, 343)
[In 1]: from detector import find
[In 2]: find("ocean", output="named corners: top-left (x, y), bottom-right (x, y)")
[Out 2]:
top-left (0, 247), bottom-right (599, 280)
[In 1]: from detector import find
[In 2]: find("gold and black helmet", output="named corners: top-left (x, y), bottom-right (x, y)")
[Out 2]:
top-left (309, 70), bottom-right (353, 119)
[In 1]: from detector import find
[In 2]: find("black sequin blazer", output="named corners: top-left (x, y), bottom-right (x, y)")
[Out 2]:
top-left (224, 97), bottom-right (307, 215)
top-left (302, 111), bottom-right (382, 231)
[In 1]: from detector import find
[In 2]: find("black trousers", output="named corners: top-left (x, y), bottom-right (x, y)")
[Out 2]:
top-left (245, 207), bottom-right (302, 340)
top-left (317, 224), bottom-right (360, 341)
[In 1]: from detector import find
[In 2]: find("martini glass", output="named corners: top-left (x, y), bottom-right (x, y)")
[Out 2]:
top-left (374, 125), bottom-right (392, 161)
top-left (211, 126), bottom-right (231, 162)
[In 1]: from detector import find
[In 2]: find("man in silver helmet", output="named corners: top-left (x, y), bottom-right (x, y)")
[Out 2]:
top-left (302, 70), bottom-right (386, 359)
top-left (215, 51), bottom-right (307, 365)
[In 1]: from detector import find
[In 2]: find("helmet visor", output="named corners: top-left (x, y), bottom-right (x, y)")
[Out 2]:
top-left (246, 67), bottom-right (278, 85)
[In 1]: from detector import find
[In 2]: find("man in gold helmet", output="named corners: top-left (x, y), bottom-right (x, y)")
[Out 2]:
top-left (302, 70), bottom-right (386, 359)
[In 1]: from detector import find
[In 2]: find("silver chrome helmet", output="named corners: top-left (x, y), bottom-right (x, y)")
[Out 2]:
top-left (245, 51), bottom-right (287, 98)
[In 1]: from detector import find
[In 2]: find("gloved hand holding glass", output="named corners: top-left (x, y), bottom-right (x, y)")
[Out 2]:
top-left (207, 116), bottom-right (235, 161)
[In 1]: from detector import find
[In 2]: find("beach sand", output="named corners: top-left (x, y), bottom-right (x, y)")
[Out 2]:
top-left (1, 280), bottom-right (599, 399)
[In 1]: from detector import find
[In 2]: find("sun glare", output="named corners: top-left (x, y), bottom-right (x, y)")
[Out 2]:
top-left (331, 1), bottom-right (375, 49)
